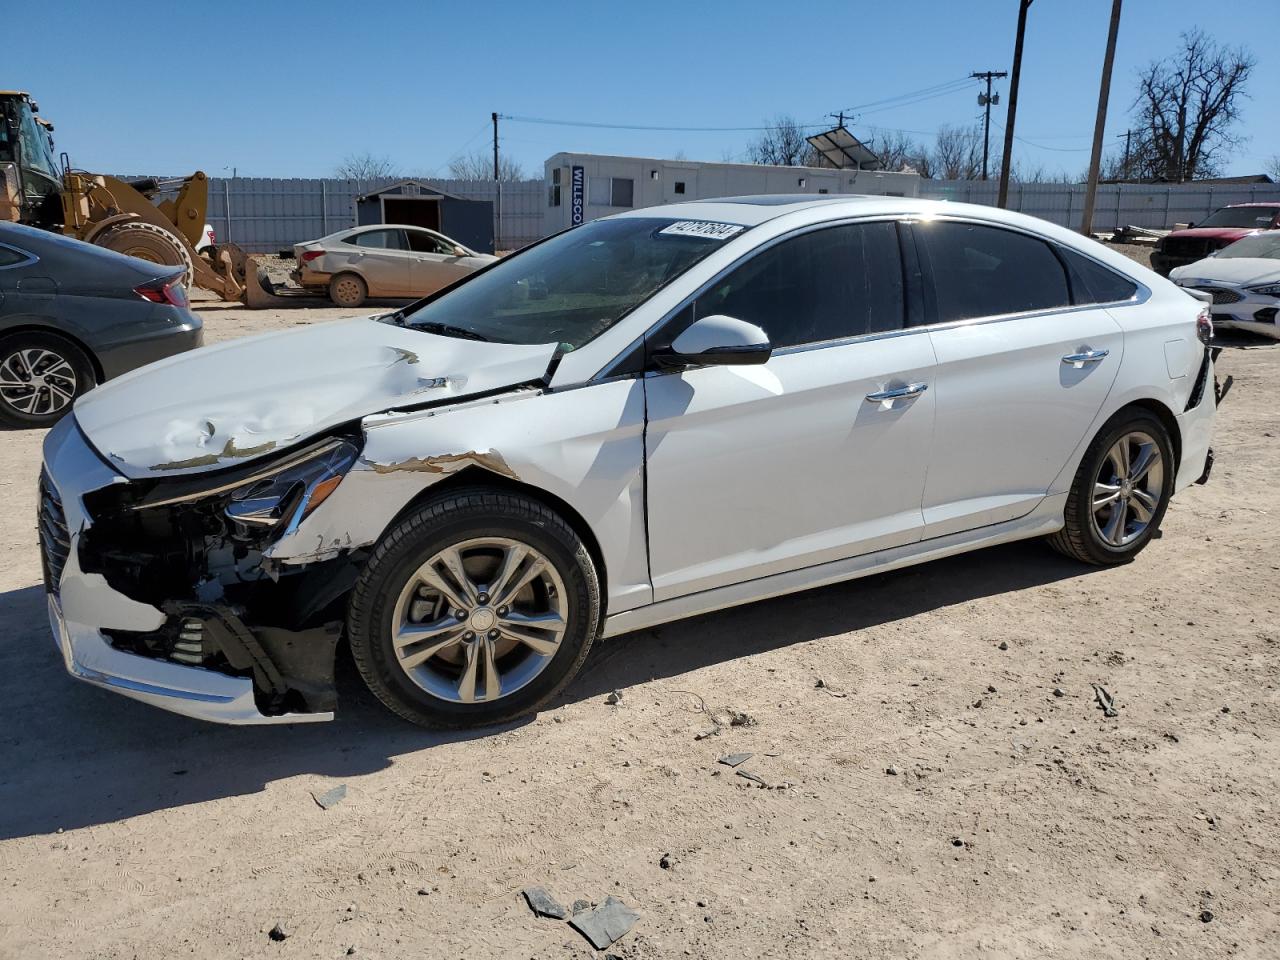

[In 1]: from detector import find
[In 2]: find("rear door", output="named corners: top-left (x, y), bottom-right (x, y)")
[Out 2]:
top-left (910, 219), bottom-right (1125, 538)
top-left (644, 221), bottom-right (937, 600)
top-left (347, 228), bottom-right (412, 296)
top-left (405, 229), bottom-right (472, 295)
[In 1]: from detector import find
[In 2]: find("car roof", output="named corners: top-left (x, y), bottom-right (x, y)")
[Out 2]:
top-left (1223, 202), bottom-right (1280, 208)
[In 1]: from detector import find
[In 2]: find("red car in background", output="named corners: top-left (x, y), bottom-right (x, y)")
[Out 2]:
top-left (1151, 202), bottom-right (1280, 276)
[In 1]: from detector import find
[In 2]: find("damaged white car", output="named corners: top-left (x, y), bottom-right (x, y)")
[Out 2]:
top-left (41, 197), bottom-right (1217, 727)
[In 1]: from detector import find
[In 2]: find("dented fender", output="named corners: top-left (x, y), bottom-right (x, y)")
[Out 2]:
top-left (267, 379), bottom-right (655, 615)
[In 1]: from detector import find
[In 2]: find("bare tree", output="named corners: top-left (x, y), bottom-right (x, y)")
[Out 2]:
top-left (334, 152), bottom-right (399, 181)
top-left (931, 124), bottom-right (983, 180)
top-left (867, 129), bottom-right (927, 173)
top-left (446, 149), bottom-right (525, 181)
top-left (1130, 29), bottom-right (1254, 181)
top-left (746, 115), bottom-right (820, 167)
top-left (1266, 154), bottom-right (1280, 182)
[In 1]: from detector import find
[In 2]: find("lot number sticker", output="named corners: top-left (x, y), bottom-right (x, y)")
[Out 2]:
top-left (658, 221), bottom-right (745, 240)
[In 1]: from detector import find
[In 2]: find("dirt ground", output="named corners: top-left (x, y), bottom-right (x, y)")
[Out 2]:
top-left (1, 291), bottom-right (1277, 960)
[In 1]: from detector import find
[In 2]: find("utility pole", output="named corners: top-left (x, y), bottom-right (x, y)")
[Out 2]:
top-left (491, 111), bottom-right (501, 252)
top-left (997, 0), bottom-right (1034, 207)
top-left (1121, 128), bottom-right (1132, 179)
top-left (1080, 0), bottom-right (1123, 236)
top-left (971, 70), bottom-right (1007, 181)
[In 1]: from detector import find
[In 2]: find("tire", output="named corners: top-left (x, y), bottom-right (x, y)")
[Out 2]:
top-left (95, 221), bottom-right (194, 286)
top-left (328, 272), bottom-right (367, 308)
top-left (1047, 407), bottom-right (1175, 565)
top-left (347, 488), bottom-right (601, 728)
top-left (0, 331), bottom-right (97, 429)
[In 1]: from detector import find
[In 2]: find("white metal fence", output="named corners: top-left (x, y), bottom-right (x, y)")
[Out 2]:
top-left (199, 177), bottom-right (546, 253)
top-left (918, 180), bottom-right (1280, 232)
top-left (130, 174), bottom-right (1278, 253)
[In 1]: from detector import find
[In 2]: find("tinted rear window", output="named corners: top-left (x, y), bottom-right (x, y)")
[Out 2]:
top-left (1058, 247), bottom-right (1138, 304)
top-left (916, 221), bottom-right (1071, 323)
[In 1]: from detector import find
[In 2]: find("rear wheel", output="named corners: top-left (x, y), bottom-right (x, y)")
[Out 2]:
top-left (1048, 408), bottom-right (1175, 565)
top-left (328, 272), bottom-right (367, 308)
top-left (0, 331), bottom-right (97, 428)
top-left (95, 221), bottom-right (194, 286)
top-left (347, 489), bottom-right (600, 728)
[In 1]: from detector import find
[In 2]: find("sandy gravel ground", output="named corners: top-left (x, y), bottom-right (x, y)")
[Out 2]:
top-left (0, 295), bottom-right (1277, 960)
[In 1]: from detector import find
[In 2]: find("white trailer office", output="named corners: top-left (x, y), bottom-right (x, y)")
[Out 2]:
top-left (543, 152), bottom-right (921, 233)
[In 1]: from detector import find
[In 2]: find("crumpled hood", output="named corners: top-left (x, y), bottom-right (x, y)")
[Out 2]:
top-left (1170, 257), bottom-right (1280, 287)
top-left (73, 316), bottom-right (558, 480)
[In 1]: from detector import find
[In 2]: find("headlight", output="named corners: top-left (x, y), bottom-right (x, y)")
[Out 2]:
top-left (225, 438), bottom-right (359, 536)
top-left (1246, 283), bottom-right (1280, 298)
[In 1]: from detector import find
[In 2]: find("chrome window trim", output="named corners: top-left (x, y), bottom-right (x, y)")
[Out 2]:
top-left (0, 241), bottom-right (38, 271)
top-left (591, 212), bottom-right (1153, 379)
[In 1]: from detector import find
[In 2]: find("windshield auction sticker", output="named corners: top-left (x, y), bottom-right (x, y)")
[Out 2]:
top-left (658, 221), bottom-right (745, 241)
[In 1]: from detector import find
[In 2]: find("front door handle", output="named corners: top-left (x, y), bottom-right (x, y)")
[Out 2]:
top-left (1061, 349), bottom-right (1110, 367)
top-left (865, 382), bottom-right (929, 403)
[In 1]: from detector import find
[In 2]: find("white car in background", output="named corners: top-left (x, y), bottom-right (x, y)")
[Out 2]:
top-left (41, 196), bottom-right (1217, 729)
top-left (1170, 231), bottom-right (1280, 339)
top-left (292, 224), bottom-right (498, 308)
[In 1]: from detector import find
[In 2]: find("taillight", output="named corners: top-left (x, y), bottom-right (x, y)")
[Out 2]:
top-left (300, 250), bottom-right (324, 263)
top-left (1196, 307), bottom-right (1213, 345)
top-left (136, 279), bottom-right (189, 307)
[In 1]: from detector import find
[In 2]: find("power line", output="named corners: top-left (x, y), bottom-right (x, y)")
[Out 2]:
top-left (839, 77), bottom-right (974, 115)
top-left (501, 114), bottom-right (829, 133)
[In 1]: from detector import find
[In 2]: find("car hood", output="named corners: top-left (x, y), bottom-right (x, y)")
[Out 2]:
top-left (1171, 258), bottom-right (1280, 286)
top-left (73, 316), bottom-right (559, 480)
top-left (1166, 227), bottom-right (1256, 242)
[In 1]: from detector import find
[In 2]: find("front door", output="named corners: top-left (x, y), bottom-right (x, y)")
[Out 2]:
top-left (910, 219), bottom-right (1124, 538)
top-left (406, 229), bottom-right (472, 296)
top-left (644, 221), bottom-right (937, 601)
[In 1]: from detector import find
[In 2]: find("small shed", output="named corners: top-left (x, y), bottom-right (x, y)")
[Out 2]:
top-left (355, 180), bottom-right (494, 253)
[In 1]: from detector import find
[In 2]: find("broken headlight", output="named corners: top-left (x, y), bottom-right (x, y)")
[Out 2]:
top-left (224, 439), bottom-right (359, 538)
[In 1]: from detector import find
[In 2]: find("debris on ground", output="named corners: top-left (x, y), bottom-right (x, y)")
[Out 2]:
top-left (605, 690), bottom-right (623, 705)
top-left (1053, 687), bottom-right (1066, 698)
top-left (998, 640), bottom-right (1010, 650)
top-left (572, 899), bottom-right (592, 915)
top-left (659, 853), bottom-right (673, 869)
top-left (815, 677), bottom-right (848, 697)
top-left (886, 765), bottom-right (899, 776)
top-left (568, 895), bottom-right (641, 949)
top-left (718, 753), bottom-right (753, 768)
top-left (694, 727), bottom-right (721, 741)
top-left (268, 923), bottom-right (290, 942)
top-left (522, 886), bottom-right (569, 920)
top-left (736, 769), bottom-right (768, 788)
top-left (311, 784), bottom-right (347, 810)
top-left (1092, 684), bottom-right (1119, 718)
top-left (727, 710), bottom-right (756, 727)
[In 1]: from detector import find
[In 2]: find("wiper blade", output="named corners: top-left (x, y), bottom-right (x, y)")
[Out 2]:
top-left (413, 322), bottom-right (491, 342)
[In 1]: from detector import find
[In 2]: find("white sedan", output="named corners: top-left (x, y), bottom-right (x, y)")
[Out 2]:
top-left (1170, 231), bottom-right (1280, 339)
top-left (41, 196), bottom-right (1217, 728)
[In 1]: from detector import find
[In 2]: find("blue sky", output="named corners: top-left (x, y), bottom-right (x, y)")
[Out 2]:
top-left (13, 0), bottom-right (1278, 180)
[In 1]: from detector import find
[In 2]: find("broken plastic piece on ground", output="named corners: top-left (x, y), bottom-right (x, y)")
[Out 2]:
top-left (1092, 683), bottom-right (1119, 718)
top-left (718, 753), bottom-right (753, 768)
top-left (311, 784), bottom-right (347, 810)
top-left (521, 886), bottom-right (568, 920)
top-left (568, 895), bottom-right (640, 949)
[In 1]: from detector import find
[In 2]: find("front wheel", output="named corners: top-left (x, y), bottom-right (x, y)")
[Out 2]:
top-left (1047, 408), bottom-right (1175, 565)
top-left (328, 272), bottom-right (367, 308)
top-left (346, 489), bottom-right (601, 728)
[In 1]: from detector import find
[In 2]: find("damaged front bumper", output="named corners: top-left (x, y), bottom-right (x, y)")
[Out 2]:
top-left (40, 415), bottom-right (345, 725)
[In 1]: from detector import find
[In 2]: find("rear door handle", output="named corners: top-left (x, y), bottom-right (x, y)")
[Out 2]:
top-left (1061, 349), bottom-right (1109, 367)
top-left (865, 382), bottom-right (929, 403)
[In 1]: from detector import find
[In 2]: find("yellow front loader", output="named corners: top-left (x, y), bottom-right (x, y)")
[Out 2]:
top-left (1, 91), bottom-right (279, 305)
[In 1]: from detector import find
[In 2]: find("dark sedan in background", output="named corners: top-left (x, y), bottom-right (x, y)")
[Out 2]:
top-left (0, 223), bottom-right (202, 427)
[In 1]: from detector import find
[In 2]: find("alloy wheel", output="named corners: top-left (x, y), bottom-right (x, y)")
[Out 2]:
top-left (1091, 430), bottom-right (1164, 548)
top-left (390, 537), bottom-right (568, 704)
top-left (0, 348), bottom-right (78, 416)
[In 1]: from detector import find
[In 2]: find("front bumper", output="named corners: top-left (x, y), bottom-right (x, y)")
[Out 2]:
top-left (40, 415), bottom-right (332, 725)
top-left (1174, 280), bottom-right (1280, 339)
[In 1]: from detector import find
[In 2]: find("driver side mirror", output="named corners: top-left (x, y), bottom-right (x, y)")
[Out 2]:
top-left (654, 314), bottom-right (772, 369)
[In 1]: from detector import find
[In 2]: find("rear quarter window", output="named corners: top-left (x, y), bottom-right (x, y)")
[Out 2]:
top-left (1057, 247), bottom-right (1139, 305)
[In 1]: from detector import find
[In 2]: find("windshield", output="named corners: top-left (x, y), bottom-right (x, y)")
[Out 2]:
top-left (15, 102), bottom-right (59, 181)
top-left (1217, 233), bottom-right (1280, 260)
top-left (400, 217), bottom-right (743, 349)
top-left (1197, 207), bottom-right (1279, 229)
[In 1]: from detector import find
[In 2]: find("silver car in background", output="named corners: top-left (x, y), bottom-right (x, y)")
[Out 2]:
top-left (293, 224), bottom-right (498, 308)
top-left (1170, 231), bottom-right (1280, 339)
